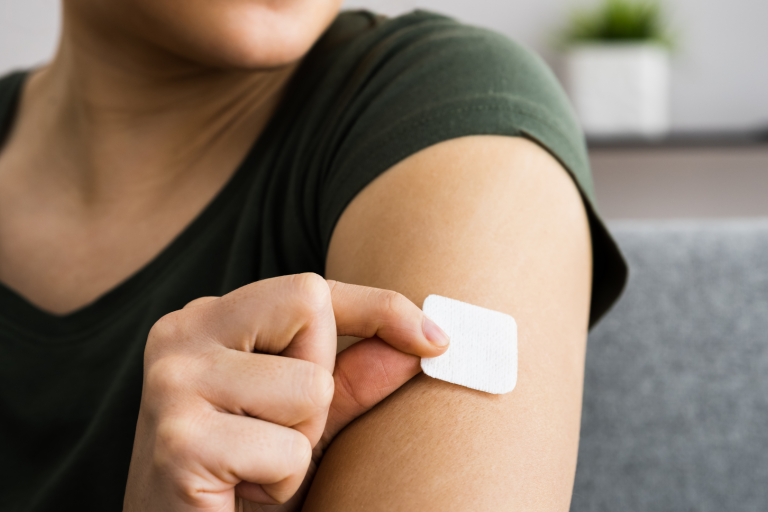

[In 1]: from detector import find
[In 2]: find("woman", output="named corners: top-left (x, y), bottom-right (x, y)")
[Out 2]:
top-left (0, 1), bottom-right (627, 511)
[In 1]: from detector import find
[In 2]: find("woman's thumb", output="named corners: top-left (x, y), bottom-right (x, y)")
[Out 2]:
top-left (318, 338), bottom-right (422, 450)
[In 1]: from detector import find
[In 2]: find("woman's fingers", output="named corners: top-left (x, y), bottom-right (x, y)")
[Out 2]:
top-left (183, 296), bottom-right (220, 309)
top-left (155, 410), bottom-right (312, 507)
top-left (320, 337), bottom-right (422, 450)
top-left (178, 279), bottom-right (447, 452)
top-left (167, 276), bottom-right (447, 375)
top-left (194, 350), bottom-right (333, 447)
top-left (167, 273), bottom-right (338, 373)
top-left (131, 275), bottom-right (446, 511)
top-left (328, 281), bottom-right (450, 358)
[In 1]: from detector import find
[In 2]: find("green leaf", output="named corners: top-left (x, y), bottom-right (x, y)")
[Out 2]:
top-left (558, 0), bottom-right (673, 47)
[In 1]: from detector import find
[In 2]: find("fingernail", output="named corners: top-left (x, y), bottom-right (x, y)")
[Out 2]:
top-left (423, 316), bottom-right (450, 347)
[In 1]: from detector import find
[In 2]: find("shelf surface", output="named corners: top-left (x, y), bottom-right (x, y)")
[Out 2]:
top-left (590, 145), bottom-right (768, 220)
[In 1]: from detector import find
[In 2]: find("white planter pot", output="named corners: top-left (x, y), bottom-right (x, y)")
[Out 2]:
top-left (564, 43), bottom-right (670, 139)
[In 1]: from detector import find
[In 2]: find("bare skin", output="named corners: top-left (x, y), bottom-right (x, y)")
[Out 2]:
top-left (123, 275), bottom-right (450, 510)
top-left (0, 4), bottom-right (304, 314)
top-left (0, 1), bottom-right (593, 510)
top-left (313, 136), bottom-right (592, 511)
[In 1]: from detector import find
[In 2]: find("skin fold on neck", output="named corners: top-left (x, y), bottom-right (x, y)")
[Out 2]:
top-left (0, 4), bottom-right (302, 315)
top-left (28, 3), bottom-right (300, 204)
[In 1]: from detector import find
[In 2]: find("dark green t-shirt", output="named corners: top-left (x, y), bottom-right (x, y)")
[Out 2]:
top-left (0, 10), bottom-right (627, 511)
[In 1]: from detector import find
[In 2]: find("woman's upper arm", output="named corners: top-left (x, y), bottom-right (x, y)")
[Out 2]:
top-left (308, 135), bottom-right (593, 511)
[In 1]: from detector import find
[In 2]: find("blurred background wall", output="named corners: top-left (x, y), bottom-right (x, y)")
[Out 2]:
top-left (2, 0), bottom-right (767, 133)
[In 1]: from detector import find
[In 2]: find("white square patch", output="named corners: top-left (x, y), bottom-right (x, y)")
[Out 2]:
top-left (421, 295), bottom-right (517, 394)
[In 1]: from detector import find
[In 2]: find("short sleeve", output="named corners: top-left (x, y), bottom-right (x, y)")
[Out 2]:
top-left (316, 10), bottom-right (628, 327)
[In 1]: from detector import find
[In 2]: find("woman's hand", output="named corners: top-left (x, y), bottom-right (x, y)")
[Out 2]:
top-left (123, 273), bottom-right (449, 512)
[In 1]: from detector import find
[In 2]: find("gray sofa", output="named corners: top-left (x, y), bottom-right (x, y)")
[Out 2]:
top-left (572, 220), bottom-right (768, 511)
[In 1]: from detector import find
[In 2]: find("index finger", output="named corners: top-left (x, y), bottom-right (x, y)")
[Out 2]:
top-left (327, 281), bottom-right (449, 358)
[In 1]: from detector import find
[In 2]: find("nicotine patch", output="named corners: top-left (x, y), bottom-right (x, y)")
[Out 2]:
top-left (421, 295), bottom-right (517, 395)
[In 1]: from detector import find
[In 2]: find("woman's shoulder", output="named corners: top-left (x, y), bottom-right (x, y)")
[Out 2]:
top-left (312, 9), bottom-right (583, 166)
top-left (323, 9), bottom-right (555, 82)
top-left (330, 8), bottom-right (528, 48)
top-left (305, 9), bottom-right (589, 213)
top-left (301, 10), bottom-right (626, 326)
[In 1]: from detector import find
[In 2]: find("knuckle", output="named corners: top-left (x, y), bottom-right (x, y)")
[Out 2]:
top-left (148, 312), bottom-right (183, 347)
top-left (153, 415), bottom-right (200, 471)
top-left (145, 356), bottom-right (195, 398)
top-left (292, 273), bottom-right (331, 315)
top-left (304, 363), bottom-right (334, 412)
top-left (285, 429), bottom-right (312, 472)
top-left (182, 296), bottom-right (217, 310)
top-left (145, 311), bottom-right (200, 362)
top-left (382, 289), bottom-right (409, 318)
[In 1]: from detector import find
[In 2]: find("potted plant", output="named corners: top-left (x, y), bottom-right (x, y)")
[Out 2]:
top-left (559, 0), bottom-right (673, 139)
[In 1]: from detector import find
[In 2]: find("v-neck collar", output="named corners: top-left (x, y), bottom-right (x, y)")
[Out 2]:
top-left (0, 71), bottom-right (279, 340)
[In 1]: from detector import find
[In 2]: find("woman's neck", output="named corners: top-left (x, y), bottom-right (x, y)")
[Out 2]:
top-left (0, 6), bottom-right (302, 314)
top-left (21, 4), bottom-right (299, 207)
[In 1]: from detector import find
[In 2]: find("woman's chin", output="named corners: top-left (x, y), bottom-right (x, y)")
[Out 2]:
top-left (211, 27), bottom-right (318, 70)
top-left (141, 2), bottom-right (341, 70)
